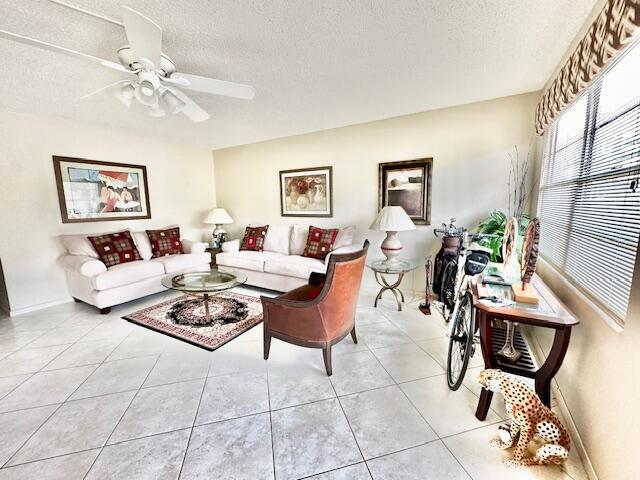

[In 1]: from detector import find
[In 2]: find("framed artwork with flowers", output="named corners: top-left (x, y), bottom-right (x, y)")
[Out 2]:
top-left (279, 166), bottom-right (333, 217)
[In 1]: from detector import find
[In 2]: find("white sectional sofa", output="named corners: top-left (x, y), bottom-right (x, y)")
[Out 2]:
top-left (60, 231), bottom-right (210, 313)
top-left (216, 224), bottom-right (359, 292)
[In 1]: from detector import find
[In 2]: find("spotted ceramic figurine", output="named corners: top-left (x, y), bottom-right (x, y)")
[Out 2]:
top-left (478, 369), bottom-right (570, 468)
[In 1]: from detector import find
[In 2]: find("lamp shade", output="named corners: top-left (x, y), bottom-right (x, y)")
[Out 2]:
top-left (369, 206), bottom-right (415, 231)
top-left (203, 208), bottom-right (234, 225)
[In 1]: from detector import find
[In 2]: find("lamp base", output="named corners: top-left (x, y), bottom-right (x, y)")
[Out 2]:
top-left (381, 231), bottom-right (402, 265)
top-left (212, 225), bottom-right (227, 248)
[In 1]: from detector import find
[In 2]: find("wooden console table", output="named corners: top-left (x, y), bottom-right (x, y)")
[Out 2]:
top-left (471, 274), bottom-right (579, 421)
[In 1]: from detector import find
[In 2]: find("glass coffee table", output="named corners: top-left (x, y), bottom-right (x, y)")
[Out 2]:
top-left (367, 259), bottom-right (417, 311)
top-left (161, 269), bottom-right (247, 325)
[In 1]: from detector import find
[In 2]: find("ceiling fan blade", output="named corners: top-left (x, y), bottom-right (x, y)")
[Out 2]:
top-left (120, 6), bottom-right (162, 68)
top-left (79, 80), bottom-right (131, 100)
top-left (0, 29), bottom-right (131, 73)
top-left (165, 73), bottom-right (255, 100)
top-left (170, 88), bottom-right (210, 122)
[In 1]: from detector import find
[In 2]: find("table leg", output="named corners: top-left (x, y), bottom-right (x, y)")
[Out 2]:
top-left (475, 310), bottom-right (496, 421)
top-left (374, 272), bottom-right (405, 311)
top-left (535, 327), bottom-right (571, 407)
top-left (203, 293), bottom-right (211, 324)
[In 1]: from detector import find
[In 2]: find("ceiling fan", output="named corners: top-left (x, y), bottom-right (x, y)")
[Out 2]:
top-left (0, 5), bottom-right (255, 122)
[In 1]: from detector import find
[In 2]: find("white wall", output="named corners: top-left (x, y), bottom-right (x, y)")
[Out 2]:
top-left (213, 93), bottom-right (538, 291)
top-left (0, 110), bottom-right (216, 313)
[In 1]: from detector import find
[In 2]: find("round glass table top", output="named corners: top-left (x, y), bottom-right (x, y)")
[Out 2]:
top-left (367, 259), bottom-right (418, 274)
top-left (161, 269), bottom-right (247, 293)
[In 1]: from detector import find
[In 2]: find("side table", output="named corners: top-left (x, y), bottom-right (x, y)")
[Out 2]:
top-left (367, 259), bottom-right (417, 311)
top-left (205, 246), bottom-right (221, 268)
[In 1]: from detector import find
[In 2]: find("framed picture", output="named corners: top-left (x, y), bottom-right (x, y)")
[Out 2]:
top-left (279, 166), bottom-right (333, 217)
top-left (53, 156), bottom-right (151, 223)
top-left (378, 158), bottom-right (432, 225)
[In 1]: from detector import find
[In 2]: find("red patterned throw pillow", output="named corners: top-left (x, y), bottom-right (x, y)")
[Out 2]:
top-left (240, 226), bottom-right (269, 252)
top-left (146, 227), bottom-right (182, 258)
top-left (303, 226), bottom-right (339, 260)
top-left (88, 231), bottom-right (142, 267)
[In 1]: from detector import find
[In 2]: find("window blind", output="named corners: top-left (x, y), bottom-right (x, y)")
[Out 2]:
top-left (537, 37), bottom-right (640, 323)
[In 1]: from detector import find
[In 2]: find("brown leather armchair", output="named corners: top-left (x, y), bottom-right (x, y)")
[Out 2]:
top-left (261, 240), bottom-right (369, 375)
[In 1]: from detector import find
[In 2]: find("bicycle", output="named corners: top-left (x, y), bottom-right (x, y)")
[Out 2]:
top-left (434, 227), bottom-right (493, 390)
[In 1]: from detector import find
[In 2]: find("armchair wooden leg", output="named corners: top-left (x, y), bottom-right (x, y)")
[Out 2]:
top-left (99, 307), bottom-right (111, 315)
top-left (323, 345), bottom-right (333, 376)
top-left (350, 326), bottom-right (358, 344)
top-left (264, 332), bottom-right (272, 360)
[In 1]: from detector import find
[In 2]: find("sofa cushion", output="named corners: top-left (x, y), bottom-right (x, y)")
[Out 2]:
top-left (216, 251), bottom-right (285, 272)
top-left (290, 225), bottom-right (355, 254)
top-left (88, 231), bottom-right (142, 267)
top-left (131, 231), bottom-right (153, 260)
top-left (60, 234), bottom-right (100, 258)
top-left (147, 227), bottom-right (182, 257)
top-left (303, 226), bottom-right (339, 260)
top-left (151, 253), bottom-right (211, 274)
top-left (91, 260), bottom-right (164, 291)
top-left (240, 226), bottom-right (269, 252)
top-left (334, 225), bottom-right (356, 249)
top-left (261, 224), bottom-right (291, 255)
top-left (264, 255), bottom-right (327, 279)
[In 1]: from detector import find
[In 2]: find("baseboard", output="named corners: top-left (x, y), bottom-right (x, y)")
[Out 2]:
top-left (524, 329), bottom-right (599, 480)
top-left (9, 297), bottom-right (75, 317)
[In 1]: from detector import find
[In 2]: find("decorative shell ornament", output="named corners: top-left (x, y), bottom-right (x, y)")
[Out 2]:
top-left (520, 218), bottom-right (540, 286)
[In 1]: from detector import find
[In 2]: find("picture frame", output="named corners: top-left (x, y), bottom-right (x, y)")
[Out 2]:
top-left (53, 156), bottom-right (152, 223)
top-left (279, 166), bottom-right (333, 217)
top-left (378, 158), bottom-right (432, 225)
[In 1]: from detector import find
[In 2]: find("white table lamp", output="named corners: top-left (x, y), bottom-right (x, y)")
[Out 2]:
top-left (369, 206), bottom-right (416, 265)
top-left (204, 208), bottom-right (234, 246)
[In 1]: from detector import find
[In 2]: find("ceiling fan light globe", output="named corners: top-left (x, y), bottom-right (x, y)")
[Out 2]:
top-left (134, 83), bottom-right (157, 106)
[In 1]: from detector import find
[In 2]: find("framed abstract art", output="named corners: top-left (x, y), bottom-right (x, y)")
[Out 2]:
top-left (378, 158), bottom-right (432, 225)
top-left (279, 166), bottom-right (333, 217)
top-left (53, 156), bottom-right (151, 223)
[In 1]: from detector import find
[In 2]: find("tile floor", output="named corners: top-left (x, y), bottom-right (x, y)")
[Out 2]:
top-left (0, 285), bottom-right (588, 479)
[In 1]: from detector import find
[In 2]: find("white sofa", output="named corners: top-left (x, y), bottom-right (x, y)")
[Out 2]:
top-left (60, 230), bottom-right (210, 313)
top-left (216, 224), bottom-right (360, 292)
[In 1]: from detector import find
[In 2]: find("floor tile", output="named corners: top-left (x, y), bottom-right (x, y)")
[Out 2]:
top-left (87, 429), bottom-right (190, 480)
top-left (272, 398), bottom-right (362, 480)
top-left (196, 370), bottom-right (269, 424)
top-left (331, 334), bottom-right (370, 356)
top-left (443, 423), bottom-right (573, 480)
top-left (340, 385), bottom-right (437, 459)
top-left (79, 320), bottom-right (135, 342)
top-left (357, 320), bottom-right (413, 349)
top-left (143, 349), bottom-right (211, 387)
top-left (371, 342), bottom-right (443, 383)
top-left (355, 306), bottom-right (389, 325)
top-left (417, 337), bottom-right (484, 371)
top-left (366, 441), bottom-right (470, 479)
top-left (208, 340), bottom-right (265, 376)
top-left (42, 339), bottom-right (120, 371)
top-left (329, 350), bottom-right (394, 396)
top-left (268, 363), bottom-right (336, 410)
top-left (0, 375), bottom-right (31, 398)
top-left (0, 449), bottom-right (100, 480)
top-left (308, 462), bottom-right (372, 479)
top-left (69, 355), bottom-right (157, 400)
top-left (105, 331), bottom-right (170, 361)
top-left (0, 405), bottom-right (57, 466)
top-left (386, 309), bottom-right (448, 341)
top-left (0, 345), bottom-right (70, 377)
top-left (109, 379), bottom-right (204, 443)
top-left (9, 391), bottom-right (135, 465)
top-left (0, 331), bottom-right (48, 352)
top-left (26, 326), bottom-right (94, 348)
top-left (0, 365), bottom-right (96, 412)
top-left (181, 413), bottom-right (273, 480)
top-left (401, 376), bottom-right (502, 437)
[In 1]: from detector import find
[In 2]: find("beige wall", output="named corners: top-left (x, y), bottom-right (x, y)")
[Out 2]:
top-left (213, 93), bottom-right (539, 291)
top-left (0, 110), bottom-right (216, 313)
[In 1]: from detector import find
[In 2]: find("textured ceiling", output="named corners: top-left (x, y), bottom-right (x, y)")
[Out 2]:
top-left (0, 0), bottom-right (598, 148)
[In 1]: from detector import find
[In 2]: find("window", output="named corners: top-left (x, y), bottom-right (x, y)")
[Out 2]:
top-left (538, 38), bottom-right (640, 324)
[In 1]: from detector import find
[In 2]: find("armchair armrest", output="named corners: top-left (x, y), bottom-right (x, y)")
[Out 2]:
top-left (60, 255), bottom-right (107, 277)
top-left (182, 239), bottom-right (207, 254)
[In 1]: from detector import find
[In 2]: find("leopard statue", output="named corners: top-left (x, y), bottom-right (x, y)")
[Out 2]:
top-left (478, 369), bottom-right (570, 468)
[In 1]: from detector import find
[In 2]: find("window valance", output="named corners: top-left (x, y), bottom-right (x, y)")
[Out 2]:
top-left (535, 0), bottom-right (640, 135)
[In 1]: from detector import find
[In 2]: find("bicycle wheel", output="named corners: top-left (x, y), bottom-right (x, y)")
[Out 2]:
top-left (439, 260), bottom-right (457, 322)
top-left (446, 291), bottom-right (475, 391)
